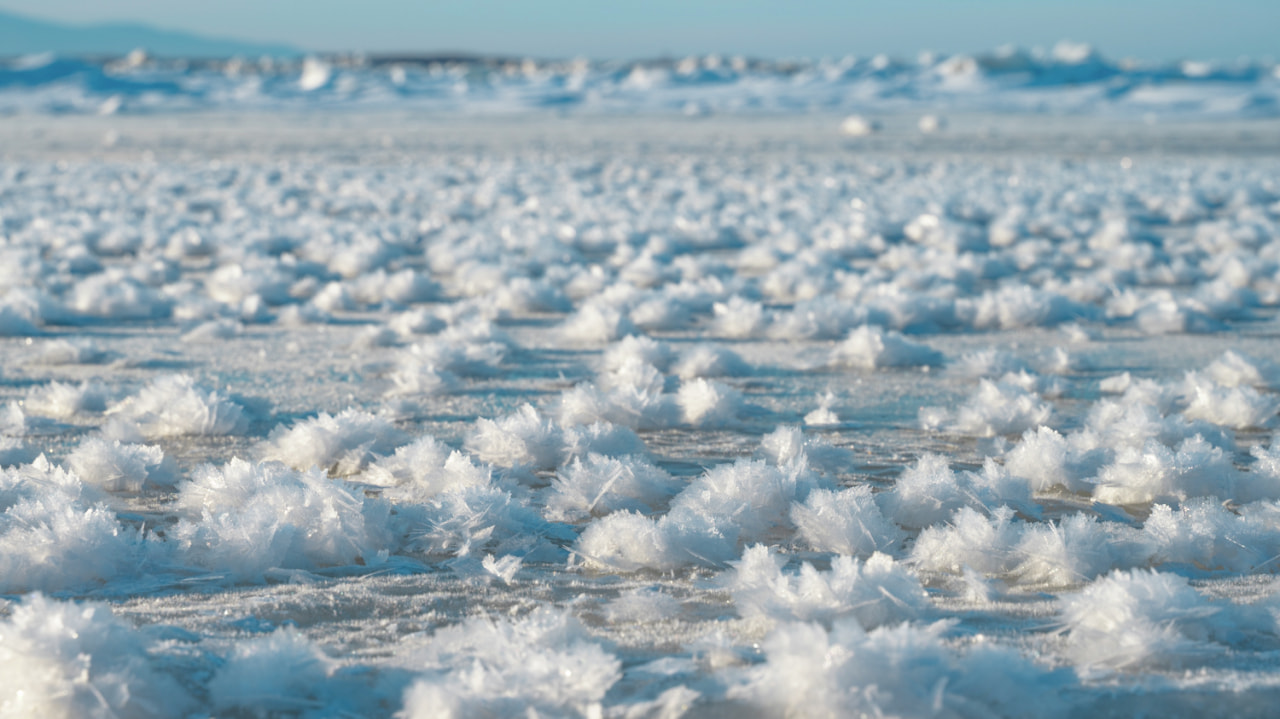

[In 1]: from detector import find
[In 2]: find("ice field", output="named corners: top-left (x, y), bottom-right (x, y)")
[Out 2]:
top-left (3, 43), bottom-right (1280, 118)
top-left (4, 55), bottom-right (1280, 716)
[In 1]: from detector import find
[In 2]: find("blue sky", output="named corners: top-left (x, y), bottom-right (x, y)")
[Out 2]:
top-left (4, 0), bottom-right (1277, 61)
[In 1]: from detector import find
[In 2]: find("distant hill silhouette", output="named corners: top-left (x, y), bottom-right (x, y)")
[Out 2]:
top-left (0, 9), bottom-right (299, 58)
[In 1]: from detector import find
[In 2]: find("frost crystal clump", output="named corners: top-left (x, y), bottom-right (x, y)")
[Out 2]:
top-left (108, 374), bottom-right (248, 438)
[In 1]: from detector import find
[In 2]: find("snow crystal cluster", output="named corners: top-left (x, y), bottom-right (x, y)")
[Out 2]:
top-left (3, 111), bottom-right (1280, 717)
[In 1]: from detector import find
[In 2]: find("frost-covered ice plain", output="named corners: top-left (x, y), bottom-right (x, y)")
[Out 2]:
top-left (6, 49), bottom-right (1280, 718)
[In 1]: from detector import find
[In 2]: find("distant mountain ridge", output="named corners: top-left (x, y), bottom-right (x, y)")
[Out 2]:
top-left (0, 9), bottom-right (298, 58)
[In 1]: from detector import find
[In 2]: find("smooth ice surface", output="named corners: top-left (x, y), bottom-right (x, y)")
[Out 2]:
top-left (2, 112), bottom-right (1280, 717)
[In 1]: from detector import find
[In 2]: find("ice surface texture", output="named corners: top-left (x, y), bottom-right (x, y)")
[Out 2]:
top-left (2, 114), bottom-right (1280, 717)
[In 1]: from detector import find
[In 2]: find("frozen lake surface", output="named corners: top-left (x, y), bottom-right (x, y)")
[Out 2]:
top-left (4, 45), bottom-right (1280, 119)
top-left (3, 112), bottom-right (1280, 717)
